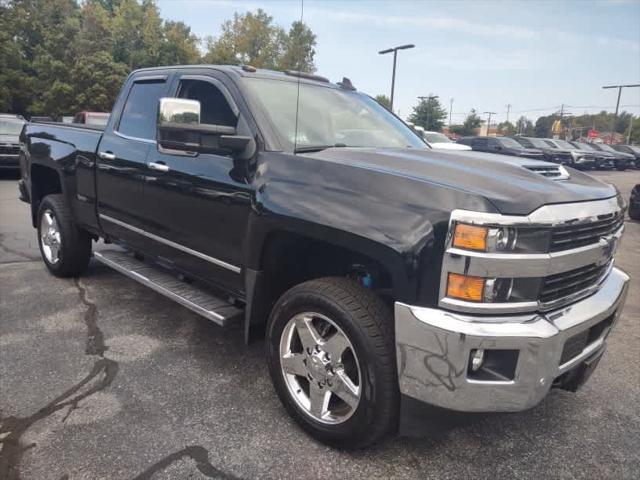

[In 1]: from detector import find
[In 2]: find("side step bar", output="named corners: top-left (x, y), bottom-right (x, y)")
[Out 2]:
top-left (94, 250), bottom-right (243, 327)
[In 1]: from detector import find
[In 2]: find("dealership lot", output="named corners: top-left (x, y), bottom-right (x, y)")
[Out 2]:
top-left (1, 171), bottom-right (638, 479)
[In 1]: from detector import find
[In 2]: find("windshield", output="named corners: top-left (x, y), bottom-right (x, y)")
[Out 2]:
top-left (496, 137), bottom-right (523, 148)
top-left (571, 142), bottom-right (593, 151)
top-left (552, 139), bottom-right (576, 150)
top-left (523, 137), bottom-right (550, 148)
top-left (86, 114), bottom-right (109, 127)
top-left (598, 144), bottom-right (617, 153)
top-left (629, 146), bottom-right (640, 154)
top-left (0, 119), bottom-right (25, 135)
top-left (244, 78), bottom-right (426, 152)
top-left (424, 132), bottom-right (452, 144)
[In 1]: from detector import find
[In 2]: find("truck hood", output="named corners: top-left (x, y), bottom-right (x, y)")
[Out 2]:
top-left (307, 147), bottom-right (618, 215)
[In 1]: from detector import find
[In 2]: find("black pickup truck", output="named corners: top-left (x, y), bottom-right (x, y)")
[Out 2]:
top-left (19, 65), bottom-right (629, 448)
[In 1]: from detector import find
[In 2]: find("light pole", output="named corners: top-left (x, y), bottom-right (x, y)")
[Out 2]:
top-left (602, 84), bottom-right (640, 143)
top-left (379, 44), bottom-right (415, 111)
top-left (418, 95), bottom-right (439, 130)
top-left (483, 111), bottom-right (496, 136)
top-left (449, 98), bottom-right (454, 127)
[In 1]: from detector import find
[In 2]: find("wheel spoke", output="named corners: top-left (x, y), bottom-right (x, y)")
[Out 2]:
top-left (281, 353), bottom-right (307, 377)
top-left (49, 244), bottom-right (59, 262)
top-left (323, 331), bottom-right (350, 362)
top-left (329, 370), bottom-right (360, 409)
top-left (309, 382), bottom-right (330, 419)
top-left (295, 316), bottom-right (323, 351)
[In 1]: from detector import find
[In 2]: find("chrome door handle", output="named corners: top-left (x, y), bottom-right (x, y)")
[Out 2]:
top-left (148, 162), bottom-right (170, 172)
top-left (98, 151), bottom-right (116, 161)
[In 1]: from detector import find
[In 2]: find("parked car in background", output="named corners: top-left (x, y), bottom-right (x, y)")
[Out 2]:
top-left (423, 131), bottom-right (471, 150)
top-left (629, 185), bottom-right (640, 220)
top-left (457, 136), bottom-right (543, 158)
top-left (612, 144), bottom-right (640, 169)
top-left (543, 139), bottom-right (597, 170)
top-left (570, 141), bottom-right (616, 170)
top-left (0, 114), bottom-right (26, 170)
top-left (588, 143), bottom-right (632, 171)
top-left (30, 116), bottom-right (54, 122)
top-left (511, 136), bottom-right (594, 170)
top-left (73, 111), bottom-right (110, 127)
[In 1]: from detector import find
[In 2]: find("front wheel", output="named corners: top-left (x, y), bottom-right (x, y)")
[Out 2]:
top-left (37, 194), bottom-right (92, 277)
top-left (266, 277), bottom-right (399, 448)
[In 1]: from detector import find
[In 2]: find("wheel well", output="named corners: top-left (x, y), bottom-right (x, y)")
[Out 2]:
top-left (30, 165), bottom-right (62, 226)
top-left (246, 231), bottom-right (394, 341)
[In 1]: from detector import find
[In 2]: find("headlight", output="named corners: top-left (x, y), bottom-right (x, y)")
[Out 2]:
top-left (446, 273), bottom-right (515, 303)
top-left (452, 223), bottom-right (517, 252)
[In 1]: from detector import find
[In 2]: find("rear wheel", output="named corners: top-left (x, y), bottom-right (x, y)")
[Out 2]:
top-left (37, 194), bottom-right (92, 277)
top-left (266, 277), bottom-right (399, 448)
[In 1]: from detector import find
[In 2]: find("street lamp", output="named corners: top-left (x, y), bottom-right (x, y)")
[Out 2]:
top-left (379, 44), bottom-right (415, 111)
top-left (483, 111), bottom-right (497, 136)
top-left (418, 95), bottom-right (439, 130)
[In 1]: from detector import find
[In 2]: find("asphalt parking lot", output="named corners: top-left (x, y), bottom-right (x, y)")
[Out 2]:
top-left (1, 169), bottom-right (638, 479)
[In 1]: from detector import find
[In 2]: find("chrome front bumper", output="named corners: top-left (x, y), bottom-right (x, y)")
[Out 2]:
top-left (395, 267), bottom-right (629, 412)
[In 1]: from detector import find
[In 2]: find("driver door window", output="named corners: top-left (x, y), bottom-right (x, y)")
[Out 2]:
top-left (177, 79), bottom-right (237, 128)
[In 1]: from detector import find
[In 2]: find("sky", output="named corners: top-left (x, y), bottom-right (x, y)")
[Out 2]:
top-left (157, 0), bottom-right (640, 124)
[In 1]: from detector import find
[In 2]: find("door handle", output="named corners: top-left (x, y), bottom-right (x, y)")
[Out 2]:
top-left (148, 162), bottom-right (170, 172)
top-left (98, 151), bottom-right (116, 161)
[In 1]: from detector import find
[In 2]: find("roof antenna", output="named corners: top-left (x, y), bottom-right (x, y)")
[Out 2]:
top-left (293, 0), bottom-right (304, 154)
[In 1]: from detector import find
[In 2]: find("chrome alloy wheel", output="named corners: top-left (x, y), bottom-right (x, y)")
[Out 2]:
top-left (279, 312), bottom-right (362, 424)
top-left (40, 209), bottom-right (62, 264)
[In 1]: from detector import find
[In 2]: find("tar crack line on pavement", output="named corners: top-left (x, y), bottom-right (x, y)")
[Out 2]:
top-left (0, 233), bottom-right (40, 263)
top-left (0, 277), bottom-right (118, 480)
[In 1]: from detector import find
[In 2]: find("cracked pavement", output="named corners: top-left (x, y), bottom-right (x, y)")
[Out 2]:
top-left (1, 170), bottom-right (639, 479)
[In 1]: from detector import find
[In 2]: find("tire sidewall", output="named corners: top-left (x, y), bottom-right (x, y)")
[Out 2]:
top-left (266, 285), bottom-right (390, 445)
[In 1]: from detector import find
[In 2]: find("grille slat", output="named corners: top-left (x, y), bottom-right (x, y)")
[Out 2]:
top-left (550, 213), bottom-right (622, 252)
top-left (0, 145), bottom-right (19, 155)
top-left (540, 263), bottom-right (609, 303)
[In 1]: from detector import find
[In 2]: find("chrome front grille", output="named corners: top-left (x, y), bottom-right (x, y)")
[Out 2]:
top-left (550, 212), bottom-right (624, 252)
top-left (0, 144), bottom-right (19, 155)
top-left (540, 262), bottom-right (611, 304)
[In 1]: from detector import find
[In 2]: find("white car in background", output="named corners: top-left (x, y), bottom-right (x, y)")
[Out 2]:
top-left (422, 131), bottom-right (471, 151)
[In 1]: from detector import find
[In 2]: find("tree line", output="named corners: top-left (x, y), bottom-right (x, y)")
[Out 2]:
top-left (0, 0), bottom-right (316, 118)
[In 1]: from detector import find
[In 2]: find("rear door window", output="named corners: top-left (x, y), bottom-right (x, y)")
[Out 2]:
top-left (118, 80), bottom-right (167, 140)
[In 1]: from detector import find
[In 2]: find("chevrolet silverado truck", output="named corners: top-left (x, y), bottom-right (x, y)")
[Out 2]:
top-left (19, 65), bottom-right (630, 448)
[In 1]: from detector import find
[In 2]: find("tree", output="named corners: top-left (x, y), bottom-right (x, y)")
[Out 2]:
top-left (629, 117), bottom-right (640, 145)
top-left (203, 9), bottom-right (285, 68)
top-left (498, 121), bottom-right (516, 136)
top-left (279, 21), bottom-right (316, 72)
top-left (408, 95), bottom-right (447, 131)
top-left (159, 21), bottom-right (200, 65)
top-left (535, 115), bottom-right (556, 138)
top-left (374, 94), bottom-right (391, 110)
top-left (450, 109), bottom-right (482, 136)
top-left (515, 116), bottom-right (534, 136)
top-left (202, 9), bottom-right (317, 72)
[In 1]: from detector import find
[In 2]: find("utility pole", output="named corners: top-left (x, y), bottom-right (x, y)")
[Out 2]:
top-left (418, 95), bottom-right (439, 130)
top-left (449, 98), bottom-right (454, 127)
top-left (483, 111), bottom-right (496, 136)
top-left (506, 104), bottom-right (511, 124)
top-left (379, 44), bottom-right (415, 111)
top-left (602, 84), bottom-right (640, 144)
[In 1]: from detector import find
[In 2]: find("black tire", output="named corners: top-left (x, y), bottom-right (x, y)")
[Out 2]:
top-left (266, 277), bottom-right (399, 448)
top-left (616, 164), bottom-right (626, 171)
top-left (629, 205), bottom-right (640, 220)
top-left (37, 194), bottom-right (92, 277)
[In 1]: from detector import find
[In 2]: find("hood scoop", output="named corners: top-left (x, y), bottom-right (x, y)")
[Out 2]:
top-left (524, 164), bottom-right (570, 180)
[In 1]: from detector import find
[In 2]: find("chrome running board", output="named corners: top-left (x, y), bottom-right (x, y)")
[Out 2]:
top-left (94, 250), bottom-right (243, 327)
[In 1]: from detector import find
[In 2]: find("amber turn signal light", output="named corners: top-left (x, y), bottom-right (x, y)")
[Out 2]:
top-left (452, 223), bottom-right (488, 251)
top-left (447, 273), bottom-right (485, 302)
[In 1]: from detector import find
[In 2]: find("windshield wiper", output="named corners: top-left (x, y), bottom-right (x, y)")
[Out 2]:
top-left (294, 143), bottom-right (347, 154)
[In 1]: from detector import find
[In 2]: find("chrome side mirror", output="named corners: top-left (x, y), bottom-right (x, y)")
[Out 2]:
top-left (158, 98), bottom-right (201, 126)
